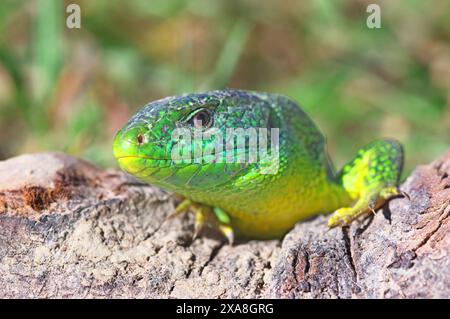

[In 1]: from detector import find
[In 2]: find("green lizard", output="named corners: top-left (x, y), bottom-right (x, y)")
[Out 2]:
top-left (113, 89), bottom-right (403, 242)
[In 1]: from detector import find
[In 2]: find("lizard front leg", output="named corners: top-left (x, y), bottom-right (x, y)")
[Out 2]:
top-left (169, 198), bottom-right (235, 244)
top-left (328, 139), bottom-right (404, 227)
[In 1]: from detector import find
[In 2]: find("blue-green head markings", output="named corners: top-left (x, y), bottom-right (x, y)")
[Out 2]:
top-left (113, 89), bottom-right (283, 194)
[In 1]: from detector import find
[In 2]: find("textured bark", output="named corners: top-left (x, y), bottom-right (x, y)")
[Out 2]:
top-left (0, 151), bottom-right (448, 298)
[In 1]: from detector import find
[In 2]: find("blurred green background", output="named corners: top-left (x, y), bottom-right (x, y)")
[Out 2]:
top-left (0, 0), bottom-right (449, 176)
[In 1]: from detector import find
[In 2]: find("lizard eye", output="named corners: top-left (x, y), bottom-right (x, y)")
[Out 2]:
top-left (188, 109), bottom-right (213, 129)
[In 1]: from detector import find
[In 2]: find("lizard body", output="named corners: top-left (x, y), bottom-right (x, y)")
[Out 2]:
top-left (113, 89), bottom-right (403, 240)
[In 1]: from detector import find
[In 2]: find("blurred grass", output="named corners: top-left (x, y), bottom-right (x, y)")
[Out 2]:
top-left (0, 0), bottom-right (449, 177)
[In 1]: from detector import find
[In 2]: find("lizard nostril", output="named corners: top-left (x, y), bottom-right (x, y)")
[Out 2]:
top-left (137, 134), bottom-right (144, 145)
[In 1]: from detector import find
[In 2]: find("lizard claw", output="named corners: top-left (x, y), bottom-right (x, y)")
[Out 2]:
top-left (400, 190), bottom-right (411, 201)
top-left (218, 224), bottom-right (235, 245)
top-left (193, 208), bottom-right (208, 240)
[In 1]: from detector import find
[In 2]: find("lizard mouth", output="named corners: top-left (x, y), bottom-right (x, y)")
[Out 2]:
top-left (115, 155), bottom-right (171, 161)
top-left (114, 154), bottom-right (172, 176)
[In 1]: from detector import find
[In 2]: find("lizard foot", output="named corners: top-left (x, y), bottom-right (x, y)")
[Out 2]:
top-left (328, 186), bottom-right (405, 227)
top-left (330, 139), bottom-right (404, 228)
top-left (169, 198), bottom-right (235, 244)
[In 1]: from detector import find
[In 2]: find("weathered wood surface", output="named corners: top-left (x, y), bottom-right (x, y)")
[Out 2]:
top-left (0, 151), bottom-right (448, 298)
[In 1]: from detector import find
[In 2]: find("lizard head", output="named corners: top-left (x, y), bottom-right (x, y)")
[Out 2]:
top-left (113, 90), bottom-right (280, 193)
